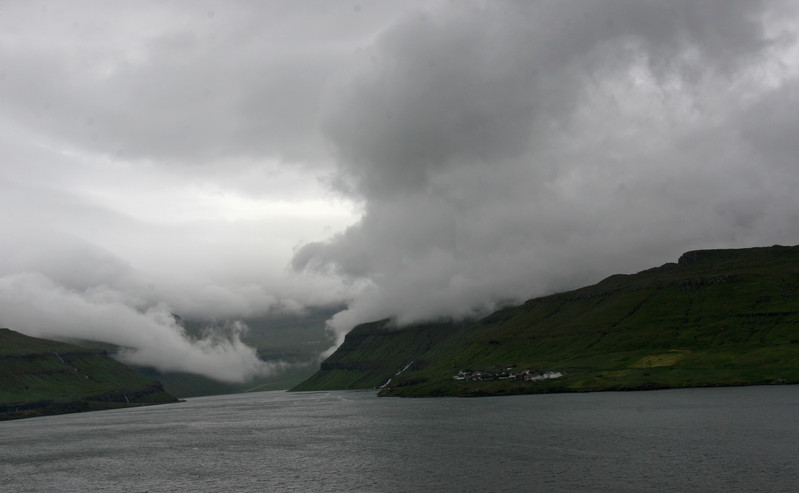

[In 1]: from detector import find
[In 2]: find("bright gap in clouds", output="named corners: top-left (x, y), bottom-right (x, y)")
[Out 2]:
top-left (79, 169), bottom-right (359, 230)
top-left (58, 149), bottom-right (358, 226)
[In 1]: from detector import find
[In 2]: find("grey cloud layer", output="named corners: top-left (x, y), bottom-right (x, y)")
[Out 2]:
top-left (322, 1), bottom-right (770, 198)
top-left (0, 1), bottom-right (422, 170)
top-left (1, 1), bottom-right (797, 370)
top-left (294, 1), bottom-right (799, 339)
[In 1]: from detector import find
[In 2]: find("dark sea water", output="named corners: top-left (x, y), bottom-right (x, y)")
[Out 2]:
top-left (1, 385), bottom-right (798, 492)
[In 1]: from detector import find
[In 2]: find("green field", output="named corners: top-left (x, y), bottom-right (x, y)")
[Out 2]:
top-left (0, 329), bottom-right (178, 420)
top-left (293, 245), bottom-right (799, 397)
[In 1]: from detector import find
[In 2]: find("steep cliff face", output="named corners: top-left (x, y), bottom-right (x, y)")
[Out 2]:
top-left (291, 319), bottom-right (465, 391)
top-left (0, 329), bottom-right (178, 420)
top-left (294, 245), bottom-right (799, 396)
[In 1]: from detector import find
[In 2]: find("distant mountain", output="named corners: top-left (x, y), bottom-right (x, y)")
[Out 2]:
top-left (129, 305), bottom-right (342, 397)
top-left (0, 329), bottom-right (178, 420)
top-left (63, 305), bottom-right (342, 398)
top-left (293, 245), bottom-right (799, 396)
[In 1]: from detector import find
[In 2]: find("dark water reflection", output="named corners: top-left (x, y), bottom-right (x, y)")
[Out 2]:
top-left (1, 385), bottom-right (798, 492)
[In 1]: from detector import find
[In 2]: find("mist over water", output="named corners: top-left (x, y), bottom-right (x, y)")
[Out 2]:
top-left (2, 386), bottom-right (797, 492)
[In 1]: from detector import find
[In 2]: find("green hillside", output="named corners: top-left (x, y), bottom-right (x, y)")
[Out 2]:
top-left (0, 329), bottom-right (178, 420)
top-left (293, 245), bottom-right (799, 396)
top-left (291, 319), bottom-right (466, 391)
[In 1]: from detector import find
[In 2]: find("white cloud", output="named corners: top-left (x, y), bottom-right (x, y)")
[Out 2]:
top-left (0, 272), bottom-right (270, 382)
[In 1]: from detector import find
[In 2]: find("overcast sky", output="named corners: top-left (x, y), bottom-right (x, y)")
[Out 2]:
top-left (2, 1), bottom-right (798, 381)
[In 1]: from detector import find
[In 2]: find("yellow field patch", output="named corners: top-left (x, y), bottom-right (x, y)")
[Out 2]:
top-left (631, 350), bottom-right (691, 368)
top-left (601, 370), bottom-right (630, 378)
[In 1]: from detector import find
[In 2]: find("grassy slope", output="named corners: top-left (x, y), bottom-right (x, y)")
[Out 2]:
top-left (294, 245), bottom-right (799, 396)
top-left (0, 329), bottom-right (178, 420)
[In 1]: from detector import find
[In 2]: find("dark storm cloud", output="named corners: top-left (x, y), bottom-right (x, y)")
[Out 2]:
top-left (295, 0), bottom-right (799, 340)
top-left (321, 0), bottom-right (770, 199)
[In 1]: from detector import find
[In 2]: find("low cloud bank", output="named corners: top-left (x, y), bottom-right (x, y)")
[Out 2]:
top-left (0, 198), bottom-right (347, 381)
top-left (0, 272), bottom-right (272, 383)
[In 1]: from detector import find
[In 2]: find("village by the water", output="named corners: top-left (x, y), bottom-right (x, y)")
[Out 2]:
top-left (453, 367), bottom-right (564, 382)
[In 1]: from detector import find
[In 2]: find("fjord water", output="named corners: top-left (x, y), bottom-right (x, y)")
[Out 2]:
top-left (1, 386), bottom-right (797, 492)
